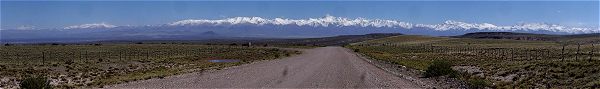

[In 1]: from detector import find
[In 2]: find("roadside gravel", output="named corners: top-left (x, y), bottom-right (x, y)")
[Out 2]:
top-left (107, 47), bottom-right (422, 88)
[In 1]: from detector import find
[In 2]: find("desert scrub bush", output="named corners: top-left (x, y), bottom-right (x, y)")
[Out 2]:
top-left (20, 76), bottom-right (52, 89)
top-left (468, 78), bottom-right (491, 89)
top-left (424, 60), bottom-right (457, 77)
top-left (585, 80), bottom-right (600, 88)
top-left (2, 44), bottom-right (297, 88)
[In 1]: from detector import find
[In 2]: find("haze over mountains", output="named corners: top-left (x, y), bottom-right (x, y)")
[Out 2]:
top-left (1, 15), bottom-right (598, 43)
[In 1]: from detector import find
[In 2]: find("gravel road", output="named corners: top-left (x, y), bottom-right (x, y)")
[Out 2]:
top-left (108, 47), bottom-right (422, 88)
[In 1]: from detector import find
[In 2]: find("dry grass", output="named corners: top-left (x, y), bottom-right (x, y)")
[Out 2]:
top-left (347, 35), bottom-right (600, 88)
top-left (0, 44), bottom-right (298, 88)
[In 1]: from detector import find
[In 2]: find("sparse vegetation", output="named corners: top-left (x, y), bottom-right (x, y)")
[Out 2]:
top-left (467, 78), bottom-right (490, 89)
top-left (0, 44), bottom-right (298, 88)
top-left (99, 33), bottom-right (401, 48)
top-left (347, 35), bottom-right (600, 88)
top-left (20, 76), bottom-right (52, 89)
top-left (424, 60), bottom-right (456, 78)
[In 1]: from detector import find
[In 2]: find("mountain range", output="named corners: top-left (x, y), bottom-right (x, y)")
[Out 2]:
top-left (1, 15), bottom-right (598, 43)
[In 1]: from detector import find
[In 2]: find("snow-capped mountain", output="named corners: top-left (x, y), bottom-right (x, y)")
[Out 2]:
top-left (63, 23), bottom-right (117, 29)
top-left (1, 15), bottom-right (598, 43)
top-left (165, 15), bottom-right (597, 34)
top-left (168, 15), bottom-right (414, 28)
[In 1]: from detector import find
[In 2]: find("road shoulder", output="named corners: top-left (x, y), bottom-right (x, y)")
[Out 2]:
top-left (347, 47), bottom-right (467, 88)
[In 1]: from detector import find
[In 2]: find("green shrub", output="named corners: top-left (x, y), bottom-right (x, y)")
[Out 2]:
top-left (468, 78), bottom-right (490, 89)
top-left (64, 59), bottom-right (74, 65)
top-left (20, 76), bottom-right (52, 89)
top-left (424, 60), bottom-right (456, 77)
top-left (585, 80), bottom-right (600, 88)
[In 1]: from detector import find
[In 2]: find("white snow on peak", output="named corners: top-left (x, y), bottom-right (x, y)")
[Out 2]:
top-left (15, 25), bottom-right (37, 30)
top-left (167, 15), bottom-right (598, 33)
top-left (415, 20), bottom-right (500, 31)
top-left (64, 23), bottom-right (117, 29)
top-left (160, 15), bottom-right (599, 34)
top-left (168, 15), bottom-right (414, 29)
top-left (506, 23), bottom-right (596, 33)
top-left (416, 20), bottom-right (597, 33)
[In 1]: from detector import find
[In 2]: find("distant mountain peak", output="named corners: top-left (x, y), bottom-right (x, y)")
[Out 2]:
top-left (167, 15), bottom-right (413, 28)
top-left (64, 23), bottom-right (117, 29)
top-left (165, 15), bottom-right (597, 34)
top-left (3, 15), bottom-right (598, 42)
top-left (15, 25), bottom-right (37, 30)
top-left (201, 31), bottom-right (218, 35)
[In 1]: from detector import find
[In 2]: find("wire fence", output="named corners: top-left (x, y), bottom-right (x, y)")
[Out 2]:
top-left (354, 43), bottom-right (599, 61)
top-left (0, 45), bottom-right (266, 65)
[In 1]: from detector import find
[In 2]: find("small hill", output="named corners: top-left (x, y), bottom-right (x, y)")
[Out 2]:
top-left (87, 33), bottom-right (403, 46)
top-left (454, 32), bottom-right (559, 41)
top-left (454, 32), bottom-right (600, 44)
top-left (201, 31), bottom-right (218, 36)
top-left (204, 33), bottom-right (404, 46)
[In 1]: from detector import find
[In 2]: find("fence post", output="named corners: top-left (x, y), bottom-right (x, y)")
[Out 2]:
top-left (504, 48), bottom-right (508, 60)
top-left (510, 48), bottom-right (514, 60)
top-left (498, 48), bottom-right (502, 60)
top-left (591, 44), bottom-right (594, 61)
top-left (535, 48), bottom-right (539, 60)
top-left (146, 50), bottom-right (150, 60)
top-left (561, 45), bottom-right (565, 61)
top-left (78, 51), bottom-right (81, 63)
top-left (42, 51), bottom-right (45, 65)
top-left (576, 43), bottom-right (580, 60)
top-left (528, 48), bottom-right (532, 60)
top-left (524, 48), bottom-right (528, 60)
top-left (532, 48), bottom-right (536, 60)
top-left (70, 51), bottom-right (74, 64)
top-left (430, 44), bottom-right (433, 53)
top-left (546, 48), bottom-right (550, 60)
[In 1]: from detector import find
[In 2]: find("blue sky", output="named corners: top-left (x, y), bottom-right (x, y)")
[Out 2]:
top-left (1, 1), bottom-right (598, 29)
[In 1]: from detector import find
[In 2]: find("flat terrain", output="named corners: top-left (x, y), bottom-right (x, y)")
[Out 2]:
top-left (0, 44), bottom-right (297, 88)
top-left (347, 35), bottom-right (600, 88)
top-left (109, 47), bottom-right (421, 88)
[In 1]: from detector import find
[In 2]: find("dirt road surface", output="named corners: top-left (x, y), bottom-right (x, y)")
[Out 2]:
top-left (108, 47), bottom-right (422, 88)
